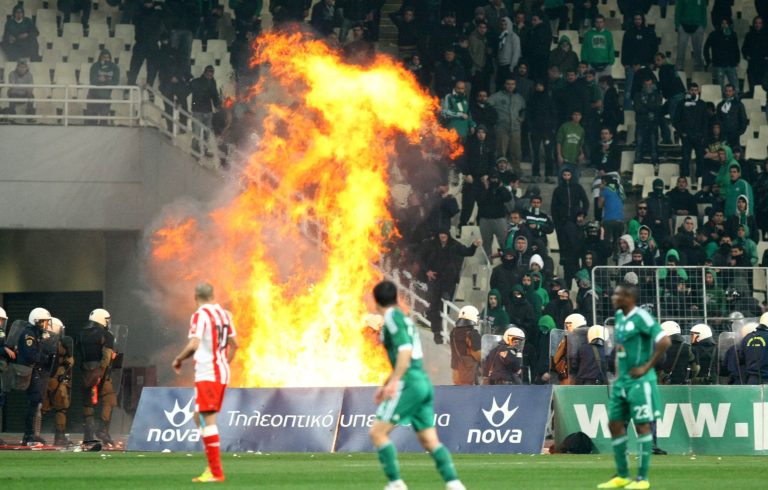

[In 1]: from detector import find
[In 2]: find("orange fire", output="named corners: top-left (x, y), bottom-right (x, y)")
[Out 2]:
top-left (150, 32), bottom-right (458, 387)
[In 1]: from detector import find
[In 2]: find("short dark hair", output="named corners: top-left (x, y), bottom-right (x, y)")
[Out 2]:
top-left (373, 281), bottom-right (398, 307)
top-left (617, 282), bottom-right (639, 301)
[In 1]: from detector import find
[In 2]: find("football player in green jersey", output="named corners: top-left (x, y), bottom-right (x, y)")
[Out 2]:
top-left (369, 281), bottom-right (466, 490)
top-left (598, 283), bottom-right (671, 490)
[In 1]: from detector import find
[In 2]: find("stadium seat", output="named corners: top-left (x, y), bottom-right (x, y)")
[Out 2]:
top-left (641, 176), bottom-right (655, 197)
top-left (657, 163), bottom-right (679, 184)
top-left (192, 53), bottom-right (215, 75)
top-left (620, 150), bottom-right (635, 173)
top-left (674, 215), bottom-right (688, 231)
top-left (114, 24), bottom-right (135, 44)
top-left (742, 98), bottom-right (762, 115)
top-left (53, 62), bottom-right (77, 85)
top-left (35, 8), bottom-right (58, 25)
top-left (62, 22), bottom-right (84, 42)
top-left (41, 47), bottom-right (63, 63)
top-left (691, 71), bottom-right (711, 87)
top-left (631, 163), bottom-right (654, 188)
top-left (36, 20), bottom-right (58, 43)
top-left (745, 138), bottom-right (767, 161)
top-left (610, 62), bottom-right (624, 80)
top-left (206, 39), bottom-right (228, 61)
top-left (104, 37), bottom-right (128, 60)
top-left (75, 36), bottom-right (98, 56)
top-left (759, 125), bottom-right (768, 140)
top-left (89, 22), bottom-right (110, 44)
top-left (78, 61), bottom-right (92, 85)
top-left (754, 86), bottom-right (767, 106)
top-left (547, 232), bottom-right (559, 253)
top-left (700, 84), bottom-right (721, 103)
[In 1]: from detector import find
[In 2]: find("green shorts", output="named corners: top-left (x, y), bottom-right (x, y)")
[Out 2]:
top-left (375, 374), bottom-right (434, 432)
top-left (608, 378), bottom-right (661, 424)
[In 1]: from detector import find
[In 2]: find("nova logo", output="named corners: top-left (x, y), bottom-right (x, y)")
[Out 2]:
top-left (482, 395), bottom-right (519, 427)
top-left (164, 397), bottom-right (196, 427)
top-left (468, 395), bottom-right (523, 444)
top-left (147, 397), bottom-right (200, 443)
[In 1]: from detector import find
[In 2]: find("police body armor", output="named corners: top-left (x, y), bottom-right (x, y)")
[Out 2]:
top-left (660, 334), bottom-right (694, 385)
top-left (486, 342), bottom-right (523, 385)
top-left (80, 323), bottom-right (109, 387)
top-left (3, 321), bottom-right (37, 391)
top-left (691, 338), bottom-right (717, 385)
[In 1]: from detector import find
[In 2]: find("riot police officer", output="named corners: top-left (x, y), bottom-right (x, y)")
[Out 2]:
top-left (80, 308), bottom-right (117, 445)
top-left (486, 327), bottom-right (525, 385)
top-left (0, 307), bottom-right (12, 445)
top-left (42, 318), bottom-right (74, 446)
top-left (690, 323), bottom-right (717, 384)
top-left (449, 306), bottom-right (482, 385)
top-left (742, 313), bottom-right (768, 385)
top-left (659, 321), bottom-right (697, 384)
top-left (573, 325), bottom-right (608, 385)
top-left (17, 307), bottom-right (56, 445)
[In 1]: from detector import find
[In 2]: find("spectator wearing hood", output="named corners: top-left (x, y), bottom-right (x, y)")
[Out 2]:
top-left (735, 224), bottom-right (759, 266)
top-left (523, 11), bottom-right (552, 81)
top-left (528, 253), bottom-right (552, 283)
top-left (634, 78), bottom-right (663, 164)
top-left (581, 221), bottom-right (612, 266)
top-left (527, 80), bottom-right (557, 183)
top-left (659, 249), bottom-right (689, 295)
top-left (488, 78), bottom-right (526, 174)
top-left (421, 230), bottom-right (480, 343)
top-left (621, 13), bottom-right (659, 107)
top-left (490, 248), bottom-right (521, 309)
top-left (675, 0), bottom-right (708, 71)
top-left (506, 285), bottom-right (537, 342)
top-left (551, 166), bottom-right (589, 283)
top-left (716, 84), bottom-right (748, 148)
top-left (477, 170), bottom-right (512, 258)
top-left (484, 288), bottom-right (511, 334)
top-left (7, 59), bottom-right (34, 115)
top-left (636, 225), bottom-right (659, 263)
top-left (617, 234), bottom-right (635, 266)
top-left (512, 235), bottom-right (534, 276)
top-left (459, 125), bottom-right (495, 227)
top-left (495, 16), bottom-right (521, 90)
top-left (673, 216), bottom-right (703, 265)
top-left (674, 83), bottom-right (709, 178)
top-left (1, 5), bottom-right (39, 62)
top-left (742, 16), bottom-right (768, 98)
top-left (158, 41), bottom-right (191, 131)
top-left (667, 176), bottom-right (698, 216)
top-left (549, 35), bottom-right (580, 75)
top-left (598, 76), bottom-right (622, 139)
top-left (543, 286), bottom-right (574, 332)
top-left (88, 49), bottom-right (120, 125)
top-left (727, 195), bottom-right (758, 241)
top-left (702, 269), bottom-right (726, 317)
top-left (580, 15), bottom-right (615, 79)
top-left (441, 80), bottom-right (475, 140)
top-left (704, 17), bottom-right (741, 96)
top-left (646, 178), bottom-right (674, 242)
top-left (724, 163), bottom-right (754, 218)
top-left (522, 272), bottom-right (544, 319)
top-left (535, 314), bottom-right (556, 382)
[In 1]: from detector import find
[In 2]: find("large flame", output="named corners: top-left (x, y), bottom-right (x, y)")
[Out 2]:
top-left (149, 32), bottom-right (458, 387)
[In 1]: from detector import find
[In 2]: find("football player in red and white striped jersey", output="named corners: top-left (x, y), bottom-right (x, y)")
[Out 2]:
top-left (173, 282), bottom-right (238, 483)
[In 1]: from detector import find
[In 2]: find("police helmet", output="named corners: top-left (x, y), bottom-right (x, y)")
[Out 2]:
top-left (28, 307), bottom-right (52, 325)
top-left (458, 305), bottom-right (480, 324)
top-left (564, 313), bottom-right (587, 332)
top-left (689, 323), bottom-right (713, 342)
top-left (503, 326), bottom-right (525, 344)
top-left (661, 321), bottom-right (681, 336)
top-left (0, 307), bottom-right (6, 320)
top-left (760, 312), bottom-right (768, 327)
top-left (89, 308), bottom-right (111, 328)
top-left (50, 317), bottom-right (64, 335)
top-left (728, 311), bottom-right (744, 321)
top-left (587, 325), bottom-right (607, 343)
top-left (741, 322), bottom-right (758, 338)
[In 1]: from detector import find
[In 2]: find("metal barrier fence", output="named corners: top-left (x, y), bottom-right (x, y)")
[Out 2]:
top-left (0, 83), bottom-right (141, 125)
top-left (590, 265), bottom-right (768, 333)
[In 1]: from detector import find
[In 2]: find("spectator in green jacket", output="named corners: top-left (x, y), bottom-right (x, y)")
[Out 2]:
top-left (441, 80), bottom-right (476, 140)
top-left (675, 0), bottom-right (708, 71)
top-left (484, 288), bottom-right (511, 333)
top-left (580, 15), bottom-right (615, 79)
top-left (556, 111), bottom-right (586, 171)
top-left (724, 163), bottom-right (754, 217)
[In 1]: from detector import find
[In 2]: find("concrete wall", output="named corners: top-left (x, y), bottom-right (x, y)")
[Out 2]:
top-left (0, 126), bottom-right (220, 231)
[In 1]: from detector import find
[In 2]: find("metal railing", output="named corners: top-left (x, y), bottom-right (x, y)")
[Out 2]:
top-left (0, 83), bottom-right (141, 125)
top-left (590, 265), bottom-right (768, 332)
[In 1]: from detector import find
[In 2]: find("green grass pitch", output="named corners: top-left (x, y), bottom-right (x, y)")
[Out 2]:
top-left (0, 452), bottom-right (763, 489)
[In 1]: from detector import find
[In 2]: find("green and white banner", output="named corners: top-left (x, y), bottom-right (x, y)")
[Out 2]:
top-left (553, 386), bottom-right (768, 455)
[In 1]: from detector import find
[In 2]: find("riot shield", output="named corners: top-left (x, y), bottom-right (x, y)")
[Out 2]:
top-left (481, 334), bottom-right (502, 361)
top-left (40, 330), bottom-right (60, 376)
top-left (717, 332), bottom-right (736, 383)
top-left (734, 318), bottom-right (759, 346)
top-left (604, 325), bottom-right (615, 356)
top-left (549, 329), bottom-right (566, 359)
top-left (110, 324), bottom-right (129, 396)
top-left (567, 327), bottom-right (588, 375)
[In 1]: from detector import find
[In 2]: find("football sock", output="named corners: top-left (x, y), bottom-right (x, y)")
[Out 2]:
top-left (377, 441), bottom-right (401, 482)
top-left (202, 425), bottom-right (223, 478)
top-left (637, 433), bottom-right (653, 480)
top-left (430, 444), bottom-right (459, 482)
top-left (611, 435), bottom-right (629, 478)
